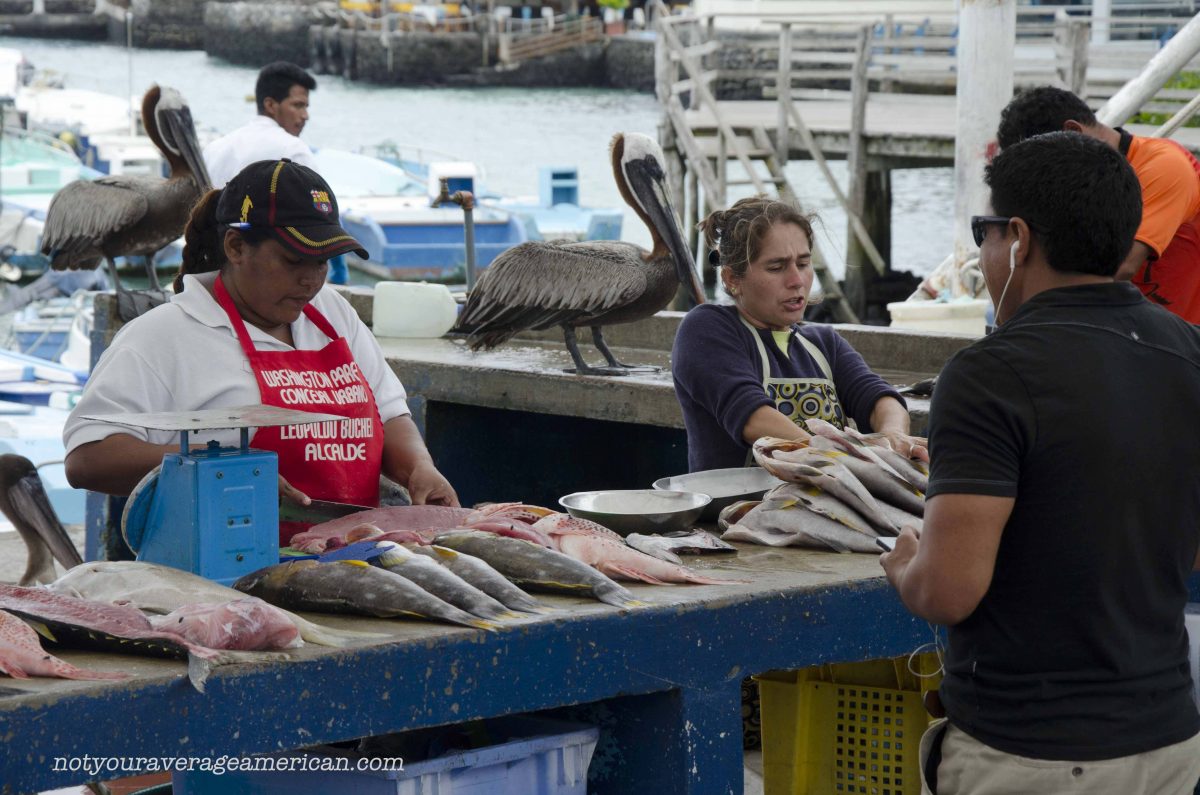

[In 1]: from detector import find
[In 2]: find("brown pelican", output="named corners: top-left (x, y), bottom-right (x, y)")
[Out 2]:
top-left (40, 85), bottom-right (211, 322)
top-left (453, 133), bottom-right (705, 376)
top-left (0, 455), bottom-right (82, 586)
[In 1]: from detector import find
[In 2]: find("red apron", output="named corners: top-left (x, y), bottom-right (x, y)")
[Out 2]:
top-left (214, 277), bottom-right (384, 544)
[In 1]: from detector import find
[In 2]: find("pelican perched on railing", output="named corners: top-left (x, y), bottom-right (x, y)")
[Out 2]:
top-left (0, 456), bottom-right (82, 586)
top-left (453, 132), bottom-right (705, 376)
top-left (40, 85), bottom-right (210, 322)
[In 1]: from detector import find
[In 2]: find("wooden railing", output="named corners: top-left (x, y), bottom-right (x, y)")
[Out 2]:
top-left (497, 17), bottom-right (604, 65)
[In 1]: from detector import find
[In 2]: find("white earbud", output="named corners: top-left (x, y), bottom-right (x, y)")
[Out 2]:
top-left (995, 240), bottom-right (1019, 326)
top-left (1009, 240), bottom-right (1018, 271)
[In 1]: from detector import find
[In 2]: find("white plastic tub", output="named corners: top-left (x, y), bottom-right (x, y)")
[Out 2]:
top-left (886, 299), bottom-right (989, 336)
top-left (373, 281), bottom-right (459, 338)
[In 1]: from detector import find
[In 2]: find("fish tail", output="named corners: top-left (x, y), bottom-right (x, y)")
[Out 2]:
top-left (599, 563), bottom-right (668, 585)
top-left (595, 583), bottom-right (638, 607)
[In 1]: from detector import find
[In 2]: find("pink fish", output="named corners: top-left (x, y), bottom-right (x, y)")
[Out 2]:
top-left (147, 598), bottom-right (303, 651)
top-left (466, 503), bottom-right (556, 526)
top-left (289, 506), bottom-right (475, 553)
top-left (0, 584), bottom-right (287, 691)
top-left (0, 609), bottom-right (128, 681)
top-left (533, 513), bottom-right (739, 585)
top-left (463, 519), bottom-right (552, 547)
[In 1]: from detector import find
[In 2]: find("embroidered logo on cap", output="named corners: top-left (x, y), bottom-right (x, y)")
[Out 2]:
top-left (311, 190), bottom-right (332, 215)
top-left (240, 195), bottom-right (253, 223)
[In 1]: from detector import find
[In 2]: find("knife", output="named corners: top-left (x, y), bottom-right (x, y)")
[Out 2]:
top-left (279, 498), bottom-right (372, 524)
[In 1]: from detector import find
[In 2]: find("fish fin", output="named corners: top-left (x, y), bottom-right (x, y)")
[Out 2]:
top-left (0, 660), bottom-right (29, 678)
top-left (469, 619), bottom-right (498, 632)
top-left (336, 560), bottom-right (372, 569)
top-left (28, 621), bottom-right (56, 643)
top-left (597, 563), bottom-right (667, 584)
top-left (430, 546), bottom-right (459, 560)
top-left (187, 655), bottom-right (210, 694)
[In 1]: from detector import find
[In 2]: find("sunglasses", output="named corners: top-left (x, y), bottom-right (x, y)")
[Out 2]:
top-left (970, 216), bottom-right (1011, 247)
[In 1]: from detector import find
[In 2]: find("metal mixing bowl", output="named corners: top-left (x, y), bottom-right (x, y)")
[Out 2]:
top-left (558, 490), bottom-right (712, 536)
top-left (652, 467), bottom-right (784, 521)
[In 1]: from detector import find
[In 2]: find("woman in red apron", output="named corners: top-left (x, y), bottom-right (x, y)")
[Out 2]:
top-left (64, 159), bottom-right (457, 544)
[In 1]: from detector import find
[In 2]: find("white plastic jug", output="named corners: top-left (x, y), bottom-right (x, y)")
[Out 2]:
top-left (372, 281), bottom-right (459, 338)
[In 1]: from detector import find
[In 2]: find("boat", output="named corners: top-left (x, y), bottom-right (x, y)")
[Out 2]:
top-left (368, 140), bottom-right (624, 243)
top-left (314, 147), bottom-right (529, 281)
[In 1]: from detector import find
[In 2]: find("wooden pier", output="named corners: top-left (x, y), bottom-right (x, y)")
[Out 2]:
top-left (652, 5), bottom-right (1200, 321)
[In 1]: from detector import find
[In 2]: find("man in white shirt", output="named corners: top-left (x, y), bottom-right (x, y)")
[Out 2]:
top-left (203, 62), bottom-right (318, 189)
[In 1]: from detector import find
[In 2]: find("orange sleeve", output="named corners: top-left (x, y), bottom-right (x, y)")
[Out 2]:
top-left (1133, 140), bottom-right (1200, 258)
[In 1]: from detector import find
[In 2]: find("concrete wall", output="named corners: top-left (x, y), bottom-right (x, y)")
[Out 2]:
top-left (353, 31), bottom-right (484, 84)
top-left (203, 1), bottom-right (321, 68)
top-left (605, 34), bottom-right (655, 92)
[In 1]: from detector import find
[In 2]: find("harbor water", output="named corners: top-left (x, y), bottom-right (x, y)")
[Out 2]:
top-left (6, 37), bottom-right (957, 280)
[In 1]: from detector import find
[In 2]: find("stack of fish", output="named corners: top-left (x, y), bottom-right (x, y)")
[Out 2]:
top-left (721, 420), bottom-right (927, 553)
top-left (235, 501), bottom-right (743, 625)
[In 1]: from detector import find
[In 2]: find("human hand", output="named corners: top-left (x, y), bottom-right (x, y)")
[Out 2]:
top-left (407, 462), bottom-right (460, 508)
top-left (278, 474), bottom-right (311, 506)
top-left (879, 525), bottom-right (921, 588)
top-left (869, 431), bottom-right (929, 463)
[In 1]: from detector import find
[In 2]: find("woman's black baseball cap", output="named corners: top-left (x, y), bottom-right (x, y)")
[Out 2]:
top-left (215, 158), bottom-right (368, 260)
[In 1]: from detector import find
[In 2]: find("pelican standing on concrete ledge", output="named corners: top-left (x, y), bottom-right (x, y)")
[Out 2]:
top-left (0, 456), bottom-right (82, 586)
top-left (453, 133), bottom-right (705, 376)
top-left (40, 85), bottom-right (211, 322)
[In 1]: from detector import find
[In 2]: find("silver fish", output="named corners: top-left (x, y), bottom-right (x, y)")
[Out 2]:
top-left (405, 543), bottom-right (546, 614)
top-left (807, 419), bottom-right (929, 492)
top-left (626, 530), bottom-right (736, 563)
top-left (433, 530), bottom-right (638, 608)
top-left (234, 560), bottom-right (495, 631)
top-left (375, 542), bottom-right (514, 620)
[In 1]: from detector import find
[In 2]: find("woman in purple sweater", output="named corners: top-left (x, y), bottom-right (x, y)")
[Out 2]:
top-left (672, 197), bottom-right (926, 472)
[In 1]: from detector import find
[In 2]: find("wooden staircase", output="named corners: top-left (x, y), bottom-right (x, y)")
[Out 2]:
top-left (497, 16), bottom-right (605, 66)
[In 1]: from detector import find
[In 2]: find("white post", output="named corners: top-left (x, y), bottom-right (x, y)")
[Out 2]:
top-left (953, 0), bottom-right (1016, 286)
top-left (1092, 0), bottom-right (1111, 45)
top-left (1097, 14), bottom-right (1200, 127)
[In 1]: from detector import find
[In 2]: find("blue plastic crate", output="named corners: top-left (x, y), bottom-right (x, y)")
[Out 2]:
top-left (173, 716), bottom-right (598, 795)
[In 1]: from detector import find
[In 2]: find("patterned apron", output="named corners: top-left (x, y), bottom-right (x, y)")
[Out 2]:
top-left (740, 315), bottom-right (845, 466)
top-left (214, 277), bottom-right (384, 544)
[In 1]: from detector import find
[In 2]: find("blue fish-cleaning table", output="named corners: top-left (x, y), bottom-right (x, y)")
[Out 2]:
top-left (0, 547), bottom-right (930, 794)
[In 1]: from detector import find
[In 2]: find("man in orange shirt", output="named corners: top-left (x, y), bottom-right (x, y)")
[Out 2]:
top-left (997, 86), bottom-right (1200, 322)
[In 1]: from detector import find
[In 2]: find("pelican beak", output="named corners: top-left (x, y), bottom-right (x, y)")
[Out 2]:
top-left (10, 469), bottom-right (82, 575)
top-left (156, 104), bottom-right (212, 191)
top-left (624, 155), bottom-right (706, 308)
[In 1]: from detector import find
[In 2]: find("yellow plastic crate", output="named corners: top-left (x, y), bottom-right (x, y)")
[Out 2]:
top-left (756, 654), bottom-right (941, 795)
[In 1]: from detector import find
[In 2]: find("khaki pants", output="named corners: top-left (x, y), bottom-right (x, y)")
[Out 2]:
top-left (919, 719), bottom-right (1200, 795)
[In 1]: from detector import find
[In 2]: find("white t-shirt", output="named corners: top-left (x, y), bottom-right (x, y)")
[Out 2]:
top-left (63, 275), bottom-right (410, 454)
top-left (203, 116), bottom-right (318, 188)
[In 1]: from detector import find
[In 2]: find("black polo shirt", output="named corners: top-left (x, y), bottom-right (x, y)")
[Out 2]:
top-left (928, 282), bottom-right (1200, 761)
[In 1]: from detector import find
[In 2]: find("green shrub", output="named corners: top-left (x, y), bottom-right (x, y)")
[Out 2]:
top-left (1131, 71), bottom-right (1200, 129)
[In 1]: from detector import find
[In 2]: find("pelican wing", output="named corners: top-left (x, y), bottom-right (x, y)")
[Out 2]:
top-left (40, 177), bottom-right (151, 267)
top-left (455, 241), bottom-right (648, 349)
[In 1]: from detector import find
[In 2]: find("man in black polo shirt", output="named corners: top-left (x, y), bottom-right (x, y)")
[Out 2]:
top-left (882, 132), bottom-right (1200, 794)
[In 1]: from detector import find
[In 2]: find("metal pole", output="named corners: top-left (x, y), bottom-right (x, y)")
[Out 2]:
top-left (776, 22), bottom-right (791, 165)
top-left (126, 9), bottom-right (135, 136)
top-left (1092, 0), bottom-right (1110, 45)
top-left (1154, 91), bottom-right (1200, 139)
top-left (462, 202), bottom-right (476, 291)
top-left (1097, 14), bottom-right (1200, 127)
top-left (952, 0), bottom-right (1015, 286)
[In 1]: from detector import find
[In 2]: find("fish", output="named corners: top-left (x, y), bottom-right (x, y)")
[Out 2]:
top-left (534, 513), bottom-right (740, 586)
top-left (0, 609), bottom-right (128, 681)
top-left (374, 541), bottom-right (513, 620)
top-left (234, 560), bottom-right (495, 631)
top-left (718, 500), bottom-right (760, 531)
top-left (803, 442), bottom-right (925, 515)
top-left (47, 560), bottom-right (384, 648)
top-left (753, 439), bottom-right (897, 534)
top-left (147, 598), bottom-right (302, 651)
top-left (763, 483), bottom-right (880, 537)
top-left (0, 583), bottom-right (287, 691)
top-left (625, 530), bottom-right (737, 563)
top-left (432, 529), bottom-right (639, 608)
top-left (288, 505), bottom-right (553, 554)
top-left (465, 503), bottom-right (556, 525)
top-left (807, 419), bottom-right (929, 492)
top-left (722, 487), bottom-right (880, 553)
top-left (288, 505), bottom-right (475, 554)
top-left (404, 543), bottom-right (546, 614)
